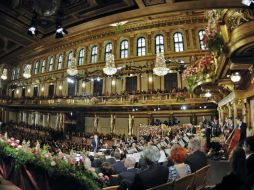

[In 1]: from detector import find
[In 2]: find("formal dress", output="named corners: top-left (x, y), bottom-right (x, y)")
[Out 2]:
top-left (184, 150), bottom-right (208, 172)
top-left (168, 163), bottom-right (191, 182)
top-left (130, 164), bottom-right (169, 190)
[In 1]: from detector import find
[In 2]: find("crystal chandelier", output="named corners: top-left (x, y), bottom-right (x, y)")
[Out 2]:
top-left (153, 50), bottom-right (169, 76)
top-left (103, 53), bottom-right (117, 76)
top-left (67, 57), bottom-right (78, 76)
top-left (23, 64), bottom-right (31, 79)
top-left (1, 68), bottom-right (7, 80)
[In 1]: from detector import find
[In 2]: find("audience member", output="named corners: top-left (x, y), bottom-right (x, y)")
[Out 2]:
top-left (168, 146), bottom-right (191, 182)
top-left (243, 136), bottom-right (254, 175)
top-left (130, 145), bottom-right (169, 190)
top-left (112, 152), bottom-right (126, 174)
top-left (213, 147), bottom-right (246, 190)
top-left (119, 157), bottom-right (138, 190)
top-left (100, 162), bottom-right (119, 186)
top-left (185, 138), bottom-right (207, 172)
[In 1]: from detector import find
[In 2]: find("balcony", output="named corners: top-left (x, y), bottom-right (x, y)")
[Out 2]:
top-left (0, 92), bottom-right (214, 109)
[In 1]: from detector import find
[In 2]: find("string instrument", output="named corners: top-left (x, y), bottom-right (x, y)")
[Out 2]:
top-left (224, 127), bottom-right (241, 155)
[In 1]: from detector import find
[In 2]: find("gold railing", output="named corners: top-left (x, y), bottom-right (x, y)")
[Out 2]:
top-left (0, 94), bottom-right (211, 107)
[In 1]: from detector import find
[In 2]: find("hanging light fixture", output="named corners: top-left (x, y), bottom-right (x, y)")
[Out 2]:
top-left (230, 72), bottom-right (241, 83)
top-left (23, 65), bottom-right (31, 79)
top-left (1, 68), bottom-right (7, 80)
top-left (67, 57), bottom-right (78, 76)
top-left (205, 91), bottom-right (212, 98)
top-left (103, 52), bottom-right (117, 76)
top-left (27, 11), bottom-right (38, 36)
top-left (55, 25), bottom-right (68, 38)
top-left (153, 49), bottom-right (169, 76)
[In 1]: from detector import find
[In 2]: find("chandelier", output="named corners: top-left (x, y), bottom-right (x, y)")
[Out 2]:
top-left (1, 68), bottom-right (7, 80)
top-left (67, 57), bottom-right (78, 76)
top-left (103, 53), bottom-right (117, 76)
top-left (153, 50), bottom-right (169, 76)
top-left (23, 65), bottom-right (31, 79)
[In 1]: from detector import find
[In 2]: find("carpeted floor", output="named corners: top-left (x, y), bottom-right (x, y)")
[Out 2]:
top-left (207, 159), bottom-right (230, 185)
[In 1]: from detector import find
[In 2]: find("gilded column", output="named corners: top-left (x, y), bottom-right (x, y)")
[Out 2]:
top-left (129, 35), bottom-right (135, 57)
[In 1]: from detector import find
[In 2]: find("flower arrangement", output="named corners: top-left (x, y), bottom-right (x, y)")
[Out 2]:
top-left (198, 54), bottom-right (213, 73)
top-left (176, 91), bottom-right (186, 101)
top-left (98, 173), bottom-right (110, 188)
top-left (203, 10), bottom-right (224, 54)
top-left (0, 133), bottom-right (101, 190)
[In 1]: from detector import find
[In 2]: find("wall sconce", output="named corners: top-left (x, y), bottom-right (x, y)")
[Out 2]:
top-left (16, 89), bottom-right (19, 94)
top-left (82, 82), bottom-right (86, 88)
top-left (27, 88), bottom-right (31, 93)
top-left (41, 87), bottom-right (45, 92)
top-left (59, 85), bottom-right (63, 90)
top-left (112, 79), bottom-right (116, 86)
top-left (148, 76), bottom-right (153, 83)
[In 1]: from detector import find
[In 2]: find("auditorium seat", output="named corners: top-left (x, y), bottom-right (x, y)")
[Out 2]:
top-left (102, 185), bottom-right (120, 190)
top-left (173, 173), bottom-right (195, 190)
top-left (193, 165), bottom-right (210, 190)
top-left (147, 181), bottom-right (174, 190)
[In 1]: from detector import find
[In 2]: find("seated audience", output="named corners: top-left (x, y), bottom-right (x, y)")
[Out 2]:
top-left (213, 147), bottom-right (246, 190)
top-left (100, 162), bottom-right (119, 186)
top-left (112, 152), bottom-right (126, 174)
top-left (130, 145), bottom-right (169, 190)
top-left (185, 138), bottom-right (207, 172)
top-left (168, 146), bottom-right (191, 182)
top-left (119, 157), bottom-right (138, 190)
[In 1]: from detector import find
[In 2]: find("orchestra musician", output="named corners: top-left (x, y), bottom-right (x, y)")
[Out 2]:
top-left (224, 116), bottom-right (247, 155)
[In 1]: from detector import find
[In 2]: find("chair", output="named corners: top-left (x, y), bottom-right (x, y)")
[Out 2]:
top-left (193, 165), bottom-right (210, 190)
top-left (173, 173), bottom-right (195, 190)
top-left (147, 181), bottom-right (174, 190)
top-left (102, 185), bottom-right (120, 190)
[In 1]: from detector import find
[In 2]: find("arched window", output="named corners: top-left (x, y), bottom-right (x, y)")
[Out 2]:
top-left (155, 34), bottom-right (164, 54)
top-left (198, 30), bottom-right (207, 50)
top-left (57, 54), bottom-right (63, 70)
top-left (48, 57), bottom-right (54, 71)
top-left (173, 32), bottom-right (184, 52)
top-left (34, 61), bottom-right (39, 75)
top-left (137, 37), bottom-right (146, 56)
top-left (41, 60), bottom-right (46, 73)
top-left (78, 48), bottom-right (85, 65)
top-left (67, 51), bottom-right (73, 68)
top-left (120, 40), bottom-right (128, 58)
top-left (91, 46), bottom-right (98, 63)
top-left (105, 42), bottom-right (112, 61)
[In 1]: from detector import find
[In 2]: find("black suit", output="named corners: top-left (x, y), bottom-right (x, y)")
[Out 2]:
top-left (112, 161), bottom-right (127, 174)
top-left (119, 168), bottom-right (138, 190)
top-left (214, 173), bottom-right (243, 190)
top-left (106, 157), bottom-right (116, 165)
top-left (238, 122), bottom-right (247, 147)
top-left (246, 153), bottom-right (254, 176)
top-left (185, 150), bottom-right (208, 172)
top-left (130, 164), bottom-right (169, 190)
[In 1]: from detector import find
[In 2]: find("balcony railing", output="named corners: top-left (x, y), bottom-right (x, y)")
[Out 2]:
top-left (0, 92), bottom-right (210, 107)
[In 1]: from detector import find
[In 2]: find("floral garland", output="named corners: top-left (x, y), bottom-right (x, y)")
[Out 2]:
top-left (0, 133), bottom-right (101, 190)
